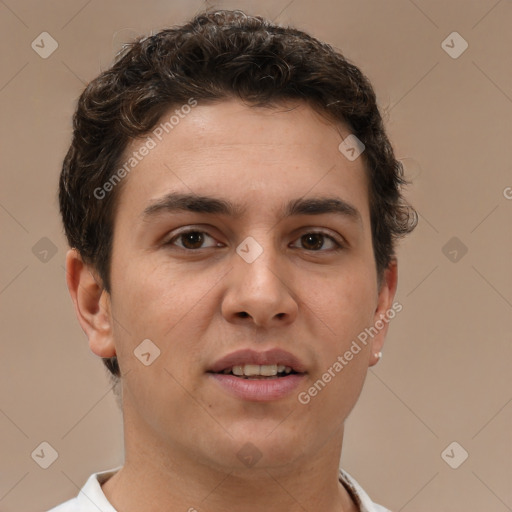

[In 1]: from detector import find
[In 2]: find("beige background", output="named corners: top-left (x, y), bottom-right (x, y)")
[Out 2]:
top-left (1, 0), bottom-right (511, 511)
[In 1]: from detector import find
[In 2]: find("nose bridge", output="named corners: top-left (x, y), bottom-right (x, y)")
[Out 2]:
top-left (236, 232), bottom-right (285, 295)
top-left (222, 231), bottom-right (298, 326)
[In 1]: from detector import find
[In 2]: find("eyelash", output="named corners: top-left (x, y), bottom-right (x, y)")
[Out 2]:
top-left (165, 228), bottom-right (344, 252)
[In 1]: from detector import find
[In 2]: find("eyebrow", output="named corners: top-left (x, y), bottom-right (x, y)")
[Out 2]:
top-left (142, 192), bottom-right (361, 224)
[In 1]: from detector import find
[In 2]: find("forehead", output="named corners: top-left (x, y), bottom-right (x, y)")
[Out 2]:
top-left (115, 99), bottom-right (369, 222)
top-left (148, 100), bottom-right (349, 161)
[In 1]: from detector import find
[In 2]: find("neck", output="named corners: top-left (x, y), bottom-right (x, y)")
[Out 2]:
top-left (102, 406), bottom-right (358, 512)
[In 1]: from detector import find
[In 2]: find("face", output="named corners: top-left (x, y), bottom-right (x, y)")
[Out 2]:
top-left (73, 99), bottom-right (397, 473)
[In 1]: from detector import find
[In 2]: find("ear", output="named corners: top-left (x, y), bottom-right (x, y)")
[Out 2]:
top-left (368, 259), bottom-right (398, 367)
top-left (65, 249), bottom-right (116, 358)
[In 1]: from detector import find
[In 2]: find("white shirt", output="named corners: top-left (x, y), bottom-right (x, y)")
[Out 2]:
top-left (47, 467), bottom-right (391, 512)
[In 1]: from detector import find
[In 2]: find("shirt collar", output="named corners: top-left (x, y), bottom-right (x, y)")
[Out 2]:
top-left (339, 468), bottom-right (390, 512)
top-left (75, 466), bottom-right (388, 512)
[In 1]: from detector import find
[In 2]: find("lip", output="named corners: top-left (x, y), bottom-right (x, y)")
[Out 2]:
top-left (207, 348), bottom-right (308, 402)
top-left (208, 348), bottom-right (308, 374)
top-left (208, 372), bottom-right (305, 402)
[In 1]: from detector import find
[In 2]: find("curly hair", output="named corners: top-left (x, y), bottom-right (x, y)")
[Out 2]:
top-left (59, 9), bottom-right (417, 380)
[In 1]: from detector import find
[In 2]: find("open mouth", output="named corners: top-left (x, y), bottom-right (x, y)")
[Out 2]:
top-left (207, 352), bottom-right (307, 401)
top-left (212, 364), bottom-right (300, 379)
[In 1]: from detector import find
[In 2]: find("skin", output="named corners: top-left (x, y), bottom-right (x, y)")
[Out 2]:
top-left (66, 99), bottom-right (397, 512)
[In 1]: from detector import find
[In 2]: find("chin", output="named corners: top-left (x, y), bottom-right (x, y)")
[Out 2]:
top-left (224, 422), bottom-right (306, 470)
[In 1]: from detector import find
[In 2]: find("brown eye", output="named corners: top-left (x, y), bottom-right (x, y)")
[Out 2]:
top-left (180, 231), bottom-right (205, 249)
top-left (167, 230), bottom-right (219, 250)
top-left (301, 233), bottom-right (325, 250)
top-left (291, 231), bottom-right (342, 252)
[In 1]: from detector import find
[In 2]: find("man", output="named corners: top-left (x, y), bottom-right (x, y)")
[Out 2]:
top-left (51, 9), bottom-right (417, 512)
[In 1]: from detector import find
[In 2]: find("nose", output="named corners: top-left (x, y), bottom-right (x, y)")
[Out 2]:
top-left (221, 241), bottom-right (299, 329)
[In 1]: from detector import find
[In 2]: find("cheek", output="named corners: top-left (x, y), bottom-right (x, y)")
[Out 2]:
top-left (296, 276), bottom-right (375, 431)
top-left (113, 257), bottom-right (195, 323)
top-left (109, 258), bottom-right (217, 367)
top-left (108, 261), bottom-right (211, 417)
top-left (298, 264), bottom-right (377, 347)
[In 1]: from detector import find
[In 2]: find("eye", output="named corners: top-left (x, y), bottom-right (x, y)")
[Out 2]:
top-left (166, 229), bottom-right (221, 250)
top-left (164, 228), bottom-right (344, 252)
top-left (290, 231), bottom-right (343, 251)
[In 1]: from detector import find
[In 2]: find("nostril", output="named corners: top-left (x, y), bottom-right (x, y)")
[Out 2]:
top-left (238, 311), bottom-right (250, 318)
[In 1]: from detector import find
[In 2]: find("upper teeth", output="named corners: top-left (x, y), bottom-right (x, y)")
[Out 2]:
top-left (224, 364), bottom-right (292, 376)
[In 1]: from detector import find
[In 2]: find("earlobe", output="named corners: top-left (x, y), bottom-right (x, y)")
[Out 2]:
top-left (65, 249), bottom-right (116, 358)
top-left (369, 260), bottom-right (398, 367)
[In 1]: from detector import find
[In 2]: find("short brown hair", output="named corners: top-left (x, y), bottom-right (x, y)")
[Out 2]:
top-left (59, 9), bottom-right (417, 380)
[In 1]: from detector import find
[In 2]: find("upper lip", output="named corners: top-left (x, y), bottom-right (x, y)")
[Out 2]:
top-left (208, 348), bottom-right (307, 374)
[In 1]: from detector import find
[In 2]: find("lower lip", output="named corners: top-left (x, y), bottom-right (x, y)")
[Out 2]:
top-left (208, 373), bottom-right (306, 402)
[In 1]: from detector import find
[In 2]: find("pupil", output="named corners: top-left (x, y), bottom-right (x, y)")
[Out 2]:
top-left (182, 232), bottom-right (203, 249)
top-left (302, 233), bottom-right (323, 250)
